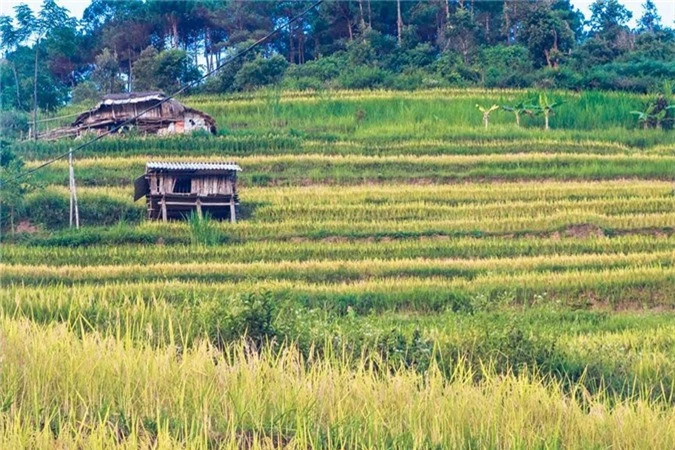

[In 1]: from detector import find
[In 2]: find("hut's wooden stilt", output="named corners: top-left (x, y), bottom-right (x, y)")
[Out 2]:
top-left (196, 198), bottom-right (203, 219)
top-left (229, 198), bottom-right (236, 223)
top-left (161, 196), bottom-right (167, 222)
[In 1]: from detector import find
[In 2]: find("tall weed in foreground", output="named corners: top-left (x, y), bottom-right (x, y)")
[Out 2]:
top-left (187, 212), bottom-right (221, 246)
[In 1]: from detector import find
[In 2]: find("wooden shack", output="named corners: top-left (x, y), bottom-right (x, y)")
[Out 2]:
top-left (134, 162), bottom-right (241, 222)
top-left (43, 92), bottom-right (216, 139)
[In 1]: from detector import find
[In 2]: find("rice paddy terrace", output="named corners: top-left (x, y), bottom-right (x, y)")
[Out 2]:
top-left (2, 89), bottom-right (675, 448)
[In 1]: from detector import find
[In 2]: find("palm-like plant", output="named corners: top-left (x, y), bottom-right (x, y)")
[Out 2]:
top-left (476, 104), bottom-right (500, 129)
top-left (630, 103), bottom-right (659, 130)
top-left (631, 104), bottom-right (675, 130)
top-left (530, 94), bottom-right (563, 131)
top-left (630, 107), bottom-right (652, 130)
top-left (501, 102), bottom-right (535, 127)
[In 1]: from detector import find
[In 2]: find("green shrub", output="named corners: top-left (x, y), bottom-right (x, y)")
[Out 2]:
top-left (25, 191), bottom-right (69, 229)
top-left (284, 55), bottom-right (344, 81)
top-left (25, 191), bottom-right (144, 229)
top-left (233, 55), bottom-right (289, 91)
top-left (338, 66), bottom-right (390, 89)
top-left (479, 45), bottom-right (532, 88)
top-left (187, 213), bottom-right (222, 246)
top-left (197, 291), bottom-right (277, 348)
top-left (0, 110), bottom-right (29, 140)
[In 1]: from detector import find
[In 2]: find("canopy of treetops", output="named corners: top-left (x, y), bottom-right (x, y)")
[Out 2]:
top-left (0, 0), bottom-right (672, 115)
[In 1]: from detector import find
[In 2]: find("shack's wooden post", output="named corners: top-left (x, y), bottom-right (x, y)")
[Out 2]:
top-left (230, 198), bottom-right (236, 223)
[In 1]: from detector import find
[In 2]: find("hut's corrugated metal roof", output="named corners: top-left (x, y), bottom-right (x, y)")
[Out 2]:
top-left (146, 161), bottom-right (242, 172)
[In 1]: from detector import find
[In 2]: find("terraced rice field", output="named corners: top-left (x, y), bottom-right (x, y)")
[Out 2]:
top-left (2, 89), bottom-right (675, 448)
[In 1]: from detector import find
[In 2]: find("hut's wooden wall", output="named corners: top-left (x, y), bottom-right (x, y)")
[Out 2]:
top-left (149, 174), bottom-right (235, 196)
top-left (191, 176), bottom-right (236, 195)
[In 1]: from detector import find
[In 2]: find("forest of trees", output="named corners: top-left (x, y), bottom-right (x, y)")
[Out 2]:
top-left (0, 0), bottom-right (673, 113)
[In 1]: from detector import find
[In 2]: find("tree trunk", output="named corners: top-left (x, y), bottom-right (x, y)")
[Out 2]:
top-left (484, 14), bottom-right (490, 44)
top-left (397, 0), bottom-right (403, 45)
top-left (289, 20), bottom-right (295, 63)
top-left (367, 0), bottom-right (372, 28)
top-left (544, 112), bottom-right (549, 130)
top-left (205, 28), bottom-right (212, 73)
top-left (544, 49), bottom-right (552, 68)
top-left (33, 37), bottom-right (39, 141)
top-left (10, 206), bottom-right (15, 236)
top-left (504, 0), bottom-right (510, 44)
top-left (167, 15), bottom-right (179, 48)
top-left (515, 111), bottom-right (520, 127)
top-left (299, 27), bottom-right (305, 64)
top-left (483, 113), bottom-right (489, 129)
top-left (12, 62), bottom-right (22, 109)
top-left (128, 48), bottom-right (133, 92)
top-left (551, 30), bottom-right (559, 68)
top-left (358, 0), bottom-right (366, 30)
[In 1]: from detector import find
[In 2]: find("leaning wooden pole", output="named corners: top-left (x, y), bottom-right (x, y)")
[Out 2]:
top-left (32, 37), bottom-right (39, 140)
top-left (69, 149), bottom-right (80, 229)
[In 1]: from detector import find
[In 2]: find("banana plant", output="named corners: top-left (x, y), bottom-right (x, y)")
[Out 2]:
top-left (531, 93), bottom-right (563, 131)
top-left (631, 104), bottom-right (675, 129)
top-left (476, 104), bottom-right (500, 129)
top-left (501, 102), bottom-right (535, 127)
top-left (630, 104), bottom-right (656, 130)
top-left (653, 105), bottom-right (675, 129)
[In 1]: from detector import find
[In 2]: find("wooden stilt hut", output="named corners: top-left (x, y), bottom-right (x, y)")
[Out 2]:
top-left (133, 161), bottom-right (241, 222)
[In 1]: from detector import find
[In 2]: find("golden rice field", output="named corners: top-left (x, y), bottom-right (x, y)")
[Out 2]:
top-left (3, 89), bottom-right (675, 448)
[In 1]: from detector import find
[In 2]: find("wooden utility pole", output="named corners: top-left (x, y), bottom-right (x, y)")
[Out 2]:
top-left (69, 149), bottom-right (80, 229)
top-left (33, 37), bottom-right (39, 140)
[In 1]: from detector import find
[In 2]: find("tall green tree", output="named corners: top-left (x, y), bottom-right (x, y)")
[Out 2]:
top-left (13, 0), bottom-right (75, 136)
top-left (518, 2), bottom-right (575, 68)
top-left (0, 15), bottom-right (24, 108)
top-left (574, 0), bottom-right (634, 66)
top-left (637, 0), bottom-right (661, 32)
top-left (92, 48), bottom-right (124, 94)
top-left (133, 46), bottom-right (200, 93)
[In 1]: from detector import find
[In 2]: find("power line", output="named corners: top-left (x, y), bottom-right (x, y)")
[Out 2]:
top-left (34, 111), bottom-right (82, 123)
top-left (8, 0), bottom-right (323, 182)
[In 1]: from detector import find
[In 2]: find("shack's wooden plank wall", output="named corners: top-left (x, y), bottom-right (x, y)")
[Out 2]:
top-left (148, 175), bottom-right (235, 196)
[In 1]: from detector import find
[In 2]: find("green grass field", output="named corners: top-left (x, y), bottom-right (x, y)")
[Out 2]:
top-left (3, 89), bottom-right (675, 448)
